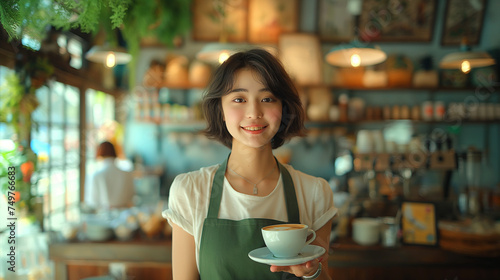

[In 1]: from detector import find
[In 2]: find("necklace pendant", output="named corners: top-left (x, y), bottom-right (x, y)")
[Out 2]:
top-left (253, 186), bottom-right (258, 195)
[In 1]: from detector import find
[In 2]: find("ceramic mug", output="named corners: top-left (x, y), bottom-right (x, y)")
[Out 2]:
top-left (352, 218), bottom-right (380, 246)
top-left (261, 224), bottom-right (316, 258)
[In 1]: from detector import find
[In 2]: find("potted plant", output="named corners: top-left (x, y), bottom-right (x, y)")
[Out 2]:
top-left (0, 142), bottom-right (39, 220)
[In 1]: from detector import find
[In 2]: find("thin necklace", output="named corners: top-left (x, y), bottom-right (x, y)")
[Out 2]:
top-left (227, 163), bottom-right (277, 195)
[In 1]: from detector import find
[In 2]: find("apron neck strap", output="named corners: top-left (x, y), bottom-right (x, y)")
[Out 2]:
top-left (206, 156), bottom-right (300, 223)
top-left (279, 161), bottom-right (300, 223)
top-left (206, 158), bottom-right (227, 218)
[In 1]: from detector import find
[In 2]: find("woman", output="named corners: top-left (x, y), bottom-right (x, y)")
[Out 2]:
top-left (163, 49), bottom-right (336, 279)
top-left (85, 141), bottom-right (135, 209)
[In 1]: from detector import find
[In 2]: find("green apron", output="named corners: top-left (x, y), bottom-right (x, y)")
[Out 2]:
top-left (199, 157), bottom-right (301, 279)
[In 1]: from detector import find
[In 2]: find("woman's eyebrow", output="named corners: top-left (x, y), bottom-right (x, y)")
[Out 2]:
top-left (228, 88), bottom-right (247, 93)
top-left (228, 87), bottom-right (271, 93)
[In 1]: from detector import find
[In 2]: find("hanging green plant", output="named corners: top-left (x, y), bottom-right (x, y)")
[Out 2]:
top-left (0, 73), bottom-right (25, 136)
top-left (0, 0), bottom-right (128, 41)
top-left (0, 56), bottom-right (53, 145)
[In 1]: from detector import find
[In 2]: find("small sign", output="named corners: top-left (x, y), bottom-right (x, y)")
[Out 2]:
top-left (401, 201), bottom-right (438, 246)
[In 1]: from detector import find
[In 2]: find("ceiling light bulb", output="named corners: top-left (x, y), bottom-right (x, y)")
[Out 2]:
top-left (461, 60), bottom-right (471, 74)
top-left (218, 51), bottom-right (230, 64)
top-left (106, 52), bottom-right (116, 68)
top-left (350, 54), bottom-right (361, 67)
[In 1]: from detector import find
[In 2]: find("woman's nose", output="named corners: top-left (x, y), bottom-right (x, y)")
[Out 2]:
top-left (246, 101), bottom-right (263, 119)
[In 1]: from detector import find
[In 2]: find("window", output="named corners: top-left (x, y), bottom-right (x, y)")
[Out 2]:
top-left (31, 85), bottom-right (116, 231)
top-left (31, 81), bottom-right (81, 230)
top-left (1, 61), bottom-right (116, 231)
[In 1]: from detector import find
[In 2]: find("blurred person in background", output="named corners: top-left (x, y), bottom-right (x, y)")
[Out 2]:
top-left (85, 141), bottom-right (135, 210)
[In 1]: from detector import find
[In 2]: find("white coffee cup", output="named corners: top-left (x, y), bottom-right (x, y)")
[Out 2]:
top-left (262, 224), bottom-right (316, 258)
top-left (352, 218), bottom-right (380, 246)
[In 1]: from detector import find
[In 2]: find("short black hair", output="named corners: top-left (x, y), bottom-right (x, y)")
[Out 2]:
top-left (202, 48), bottom-right (305, 149)
top-left (96, 141), bottom-right (117, 158)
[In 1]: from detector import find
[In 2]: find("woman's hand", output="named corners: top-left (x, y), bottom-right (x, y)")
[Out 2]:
top-left (270, 219), bottom-right (333, 279)
top-left (270, 258), bottom-right (322, 277)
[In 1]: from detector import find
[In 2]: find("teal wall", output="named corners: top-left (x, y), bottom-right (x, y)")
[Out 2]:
top-left (124, 0), bottom-right (500, 196)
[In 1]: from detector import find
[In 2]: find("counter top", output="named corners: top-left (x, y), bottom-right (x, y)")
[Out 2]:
top-left (50, 237), bottom-right (500, 267)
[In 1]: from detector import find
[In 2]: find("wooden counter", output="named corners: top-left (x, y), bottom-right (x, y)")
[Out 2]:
top-left (49, 237), bottom-right (500, 280)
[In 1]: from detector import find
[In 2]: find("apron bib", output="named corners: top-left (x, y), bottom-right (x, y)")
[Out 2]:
top-left (199, 157), bottom-right (301, 279)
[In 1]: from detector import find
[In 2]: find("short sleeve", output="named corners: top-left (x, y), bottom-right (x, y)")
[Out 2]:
top-left (162, 173), bottom-right (196, 235)
top-left (311, 178), bottom-right (337, 231)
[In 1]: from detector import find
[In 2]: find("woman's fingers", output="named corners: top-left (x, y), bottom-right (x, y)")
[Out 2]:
top-left (270, 259), bottom-right (319, 276)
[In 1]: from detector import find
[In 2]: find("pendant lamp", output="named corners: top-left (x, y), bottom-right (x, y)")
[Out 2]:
top-left (325, 39), bottom-right (387, 67)
top-left (196, 42), bottom-right (242, 65)
top-left (85, 45), bottom-right (132, 68)
top-left (439, 38), bottom-right (495, 74)
top-left (325, 0), bottom-right (386, 68)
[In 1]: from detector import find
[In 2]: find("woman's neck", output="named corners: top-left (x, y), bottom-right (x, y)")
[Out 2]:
top-left (228, 144), bottom-right (276, 178)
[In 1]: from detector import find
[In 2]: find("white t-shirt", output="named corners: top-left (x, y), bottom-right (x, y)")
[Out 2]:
top-left (85, 158), bottom-right (135, 209)
top-left (163, 163), bottom-right (337, 269)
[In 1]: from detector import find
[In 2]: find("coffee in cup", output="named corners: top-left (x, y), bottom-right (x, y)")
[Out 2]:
top-left (261, 224), bottom-right (316, 258)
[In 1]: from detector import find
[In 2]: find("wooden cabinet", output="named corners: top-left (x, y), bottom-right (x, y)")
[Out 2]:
top-left (327, 238), bottom-right (500, 280)
top-left (328, 266), bottom-right (500, 280)
top-left (65, 263), bottom-right (172, 280)
top-left (49, 240), bottom-right (172, 280)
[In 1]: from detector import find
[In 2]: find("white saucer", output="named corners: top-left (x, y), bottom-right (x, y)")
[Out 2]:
top-left (248, 245), bottom-right (325, 266)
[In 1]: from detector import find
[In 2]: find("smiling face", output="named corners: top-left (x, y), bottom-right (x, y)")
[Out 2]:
top-left (221, 69), bottom-right (282, 150)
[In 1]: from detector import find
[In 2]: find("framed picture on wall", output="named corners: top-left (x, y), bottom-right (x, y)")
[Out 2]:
top-left (441, 0), bottom-right (487, 46)
top-left (400, 201), bottom-right (439, 246)
top-left (279, 33), bottom-right (323, 86)
top-left (358, 0), bottom-right (437, 42)
top-left (248, 0), bottom-right (299, 44)
top-left (317, 0), bottom-right (356, 42)
top-left (192, 0), bottom-right (248, 42)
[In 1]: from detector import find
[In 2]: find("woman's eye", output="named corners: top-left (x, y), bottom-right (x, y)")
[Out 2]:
top-left (262, 97), bottom-right (274, 102)
top-left (233, 98), bottom-right (245, 103)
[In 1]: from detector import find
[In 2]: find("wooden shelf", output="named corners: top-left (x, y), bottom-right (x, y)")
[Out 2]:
top-left (148, 83), bottom-right (205, 90)
top-left (133, 119), bottom-right (499, 132)
top-left (304, 86), bottom-right (500, 92)
top-left (152, 84), bottom-right (500, 92)
top-left (135, 120), bottom-right (206, 131)
top-left (305, 119), bottom-right (500, 127)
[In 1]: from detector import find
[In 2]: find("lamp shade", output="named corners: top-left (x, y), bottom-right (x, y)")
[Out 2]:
top-left (196, 43), bottom-right (244, 65)
top-left (85, 45), bottom-right (132, 66)
top-left (326, 40), bottom-right (387, 67)
top-left (439, 51), bottom-right (495, 69)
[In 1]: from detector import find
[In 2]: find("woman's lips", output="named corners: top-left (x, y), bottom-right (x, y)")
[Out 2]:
top-left (242, 125), bottom-right (267, 133)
